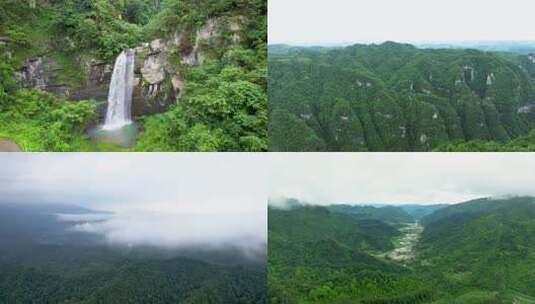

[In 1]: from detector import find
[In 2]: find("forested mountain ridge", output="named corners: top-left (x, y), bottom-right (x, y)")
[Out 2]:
top-left (420, 196), bottom-right (535, 226)
top-left (0, 0), bottom-right (266, 151)
top-left (418, 197), bottom-right (535, 302)
top-left (0, 203), bottom-right (267, 303)
top-left (268, 197), bottom-right (535, 303)
top-left (268, 42), bottom-right (535, 151)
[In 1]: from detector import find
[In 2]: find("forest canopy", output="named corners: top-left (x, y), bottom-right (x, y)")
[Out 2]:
top-left (268, 42), bottom-right (535, 152)
top-left (268, 197), bottom-right (535, 304)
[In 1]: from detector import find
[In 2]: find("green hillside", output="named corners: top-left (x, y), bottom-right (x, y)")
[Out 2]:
top-left (418, 197), bottom-right (535, 300)
top-left (268, 198), bottom-right (535, 304)
top-left (268, 42), bottom-right (535, 151)
top-left (268, 205), bottom-right (431, 304)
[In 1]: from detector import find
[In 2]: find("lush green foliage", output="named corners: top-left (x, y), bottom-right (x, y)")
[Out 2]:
top-left (268, 204), bottom-right (431, 304)
top-left (418, 197), bottom-right (535, 302)
top-left (0, 0), bottom-right (147, 151)
top-left (135, 0), bottom-right (267, 151)
top-left (0, 88), bottom-right (102, 151)
top-left (0, 258), bottom-right (266, 303)
top-left (136, 61), bottom-right (267, 151)
top-left (436, 129), bottom-right (535, 151)
top-left (0, 0), bottom-right (267, 151)
top-left (0, 0), bottom-right (150, 61)
top-left (269, 198), bottom-right (535, 303)
top-left (268, 43), bottom-right (535, 151)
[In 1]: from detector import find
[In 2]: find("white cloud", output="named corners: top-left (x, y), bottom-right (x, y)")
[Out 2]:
top-left (0, 153), bottom-right (268, 248)
top-left (71, 210), bottom-right (265, 250)
top-left (56, 213), bottom-right (114, 222)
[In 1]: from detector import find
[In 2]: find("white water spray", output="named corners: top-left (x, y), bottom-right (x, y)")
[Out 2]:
top-left (103, 49), bottom-right (135, 130)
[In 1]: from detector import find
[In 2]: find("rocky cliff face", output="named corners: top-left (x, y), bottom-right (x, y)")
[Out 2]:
top-left (13, 17), bottom-right (244, 121)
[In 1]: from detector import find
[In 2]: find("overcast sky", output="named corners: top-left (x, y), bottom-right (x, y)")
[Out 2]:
top-left (0, 153), bottom-right (268, 249)
top-left (269, 0), bottom-right (535, 45)
top-left (270, 153), bottom-right (535, 206)
top-left (4, 153), bottom-right (535, 244)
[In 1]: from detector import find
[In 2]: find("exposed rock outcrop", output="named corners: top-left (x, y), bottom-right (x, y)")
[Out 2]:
top-left (14, 58), bottom-right (47, 90)
top-left (140, 52), bottom-right (166, 86)
top-left (13, 16), bottom-right (246, 120)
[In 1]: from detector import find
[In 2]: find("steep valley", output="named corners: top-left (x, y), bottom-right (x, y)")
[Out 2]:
top-left (268, 197), bottom-right (535, 304)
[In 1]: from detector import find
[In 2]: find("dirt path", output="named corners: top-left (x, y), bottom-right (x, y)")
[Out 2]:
top-left (0, 139), bottom-right (21, 152)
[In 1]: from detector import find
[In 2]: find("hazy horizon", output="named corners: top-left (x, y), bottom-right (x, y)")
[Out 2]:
top-left (269, 153), bottom-right (535, 206)
top-left (268, 39), bottom-right (535, 47)
top-left (269, 0), bottom-right (535, 45)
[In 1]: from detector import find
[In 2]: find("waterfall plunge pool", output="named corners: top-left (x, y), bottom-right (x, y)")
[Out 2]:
top-left (88, 123), bottom-right (138, 148)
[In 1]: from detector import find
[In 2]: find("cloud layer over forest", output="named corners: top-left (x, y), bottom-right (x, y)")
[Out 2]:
top-left (0, 153), bottom-right (267, 250)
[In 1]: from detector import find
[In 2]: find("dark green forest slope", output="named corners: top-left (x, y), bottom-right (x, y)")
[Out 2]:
top-left (0, 0), bottom-right (266, 151)
top-left (0, 203), bottom-right (266, 303)
top-left (268, 204), bottom-right (431, 304)
top-left (268, 43), bottom-right (535, 151)
top-left (268, 198), bottom-right (535, 304)
top-left (418, 197), bottom-right (535, 301)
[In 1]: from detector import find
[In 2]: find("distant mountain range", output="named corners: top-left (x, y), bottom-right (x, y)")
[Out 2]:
top-left (270, 40), bottom-right (535, 54)
top-left (271, 198), bottom-right (448, 222)
top-left (414, 41), bottom-right (535, 54)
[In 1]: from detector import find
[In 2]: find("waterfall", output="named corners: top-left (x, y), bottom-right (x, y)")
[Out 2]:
top-left (103, 49), bottom-right (135, 130)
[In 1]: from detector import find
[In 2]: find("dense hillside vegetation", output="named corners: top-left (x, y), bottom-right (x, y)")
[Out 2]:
top-left (0, 0), bottom-right (266, 151)
top-left (268, 42), bottom-right (535, 151)
top-left (268, 198), bottom-right (535, 303)
top-left (268, 203), bottom-right (431, 304)
top-left (418, 197), bottom-right (535, 303)
top-left (0, 203), bottom-right (266, 303)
